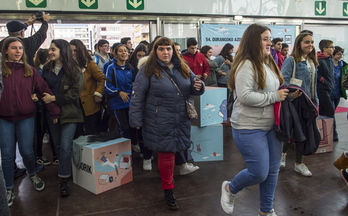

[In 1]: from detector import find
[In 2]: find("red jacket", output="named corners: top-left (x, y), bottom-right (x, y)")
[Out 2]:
top-left (0, 62), bottom-right (60, 121)
top-left (182, 52), bottom-right (210, 78)
top-left (276, 51), bottom-right (284, 69)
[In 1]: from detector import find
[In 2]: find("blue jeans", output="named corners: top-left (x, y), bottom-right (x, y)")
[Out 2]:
top-left (46, 115), bottom-right (77, 178)
top-left (0, 117), bottom-right (36, 189)
top-left (230, 128), bottom-right (282, 213)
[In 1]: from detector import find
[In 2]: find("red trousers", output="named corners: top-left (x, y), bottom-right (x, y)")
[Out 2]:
top-left (157, 152), bottom-right (175, 190)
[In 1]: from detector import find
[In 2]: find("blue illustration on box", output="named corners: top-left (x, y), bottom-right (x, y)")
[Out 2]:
top-left (202, 99), bottom-right (227, 122)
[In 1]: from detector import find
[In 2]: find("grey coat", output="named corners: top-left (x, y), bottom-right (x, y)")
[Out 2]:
top-left (129, 58), bottom-right (205, 152)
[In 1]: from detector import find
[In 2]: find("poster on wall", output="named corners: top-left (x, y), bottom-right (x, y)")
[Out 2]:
top-left (200, 24), bottom-right (296, 55)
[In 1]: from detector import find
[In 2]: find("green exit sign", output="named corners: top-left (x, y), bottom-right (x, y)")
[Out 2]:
top-left (79, 0), bottom-right (98, 9)
top-left (127, 0), bottom-right (144, 10)
top-left (344, 3), bottom-right (348, 16)
top-left (315, 1), bottom-right (326, 16)
top-left (26, 0), bottom-right (47, 8)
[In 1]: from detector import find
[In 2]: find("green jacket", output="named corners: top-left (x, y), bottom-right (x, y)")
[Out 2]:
top-left (340, 61), bottom-right (348, 99)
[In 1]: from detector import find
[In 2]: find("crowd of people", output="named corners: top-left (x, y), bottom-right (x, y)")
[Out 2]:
top-left (0, 12), bottom-right (347, 216)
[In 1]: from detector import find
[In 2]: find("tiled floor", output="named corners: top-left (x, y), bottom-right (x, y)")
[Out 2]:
top-left (8, 99), bottom-right (348, 216)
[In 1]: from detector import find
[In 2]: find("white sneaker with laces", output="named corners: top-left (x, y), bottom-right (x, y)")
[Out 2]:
top-left (143, 159), bottom-right (152, 171)
top-left (294, 163), bottom-right (312, 177)
top-left (220, 181), bottom-right (236, 215)
top-left (280, 153), bottom-right (286, 168)
top-left (180, 163), bottom-right (199, 175)
top-left (258, 209), bottom-right (277, 216)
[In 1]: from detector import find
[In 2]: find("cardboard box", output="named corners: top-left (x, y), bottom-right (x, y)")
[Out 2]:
top-left (190, 86), bottom-right (227, 127)
top-left (315, 116), bottom-right (334, 154)
top-left (190, 124), bottom-right (223, 162)
top-left (72, 136), bottom-right (133, 194)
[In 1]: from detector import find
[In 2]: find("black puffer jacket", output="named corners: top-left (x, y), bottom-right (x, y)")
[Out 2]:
top-left (275, 85), bottom-right (321, 155)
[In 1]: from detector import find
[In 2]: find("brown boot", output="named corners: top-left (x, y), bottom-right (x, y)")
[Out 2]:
top-left (333, 151), bottom-right (348, 170)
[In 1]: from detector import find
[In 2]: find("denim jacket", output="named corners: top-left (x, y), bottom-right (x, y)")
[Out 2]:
top-left (281, 57), bottom-right (318, 105)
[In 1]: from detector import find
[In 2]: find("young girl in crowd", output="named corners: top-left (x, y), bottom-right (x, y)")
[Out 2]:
top-left (127, 43), bottom-right (153, 170)
top-left (221, 24), bottom-right (288, 216)
top-left (104, 44), bottom-right (138, 152)
top-left (0, 37), bottom-right (60, 206)
top-left (214, 43), bottom-right (234, 87)
top-left (201, 45), bottom-right (218, 87)
top-left (70, 39), bottom-right (105, 136)
top-left (33, 48), bottom-right (58, 166)
top-left (281, 32), bottom-right (319, 177)
top-left (41, 39), bottom-right (84, 197)
top-left (129, 37), bottom-right (204, 210)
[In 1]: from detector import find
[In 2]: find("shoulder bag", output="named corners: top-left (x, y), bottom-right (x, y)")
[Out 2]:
top-left (163, 70), bottom-right (198, 119)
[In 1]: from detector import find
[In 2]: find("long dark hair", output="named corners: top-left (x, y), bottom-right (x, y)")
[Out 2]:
top-left (128, 43), bottom-right (147, 68)
top-left (1, 37), bottom-right (33, 77)
top-left (34, 48), bottom-right (49, 69)
top-left (144, 37), bottom-right (190, 78)
top-left (70, 39), bottom-right (93, 68)
top-left (218, 43), bottom-right (234, 62)
top-left (45, 39), bottom-right (80, 77)
top-left (200, 45), bottom-right (213, 59)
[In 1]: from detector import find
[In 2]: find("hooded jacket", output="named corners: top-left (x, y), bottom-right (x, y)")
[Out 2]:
top-left (317, 52), bottom-right (334, 92)
top-left (0, 62), bottom-right (60, 121)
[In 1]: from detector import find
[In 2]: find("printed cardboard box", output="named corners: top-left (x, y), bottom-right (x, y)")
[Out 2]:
top-left (190, 86), bottom-right (227, 127)
top-left (190, 124), bottom-right (223, 162)
top-left (72, 136), bottom-right (132, 194)
top-left (315, 116), bottom-right (334, 154)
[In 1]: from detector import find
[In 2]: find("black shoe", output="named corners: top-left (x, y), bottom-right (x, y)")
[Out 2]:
top-left (60, 181), bottom-right (70, 197)
top-left (164, 189), bottom-right (178, 210)
top-left (14, 168), bottom-right (26, 179)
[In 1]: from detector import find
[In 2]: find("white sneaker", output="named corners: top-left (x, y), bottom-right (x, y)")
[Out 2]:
top-left (220, 181), bottom-right (236, 215)
top-left (143, 159), bottom-right (152, 171)
top-left (280, 153), bottom-right (286, 168)
top-left (180, 163), bottom-right (199, 175)
top-left (294, 163), bottom-right (312, 177)
top-left (258, 209), bottom-right (277, 216)
top-left (132, 144), bottom-right (141, 153)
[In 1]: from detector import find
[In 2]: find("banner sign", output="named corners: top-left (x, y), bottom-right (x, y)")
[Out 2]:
top-left (201, 24), bottom-right (296, 47)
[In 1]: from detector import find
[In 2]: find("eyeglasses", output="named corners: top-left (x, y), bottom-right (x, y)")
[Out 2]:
top-left (326, 46), bottom-right (335, 49)
top-left (101, 45), bottom-right (109, 48)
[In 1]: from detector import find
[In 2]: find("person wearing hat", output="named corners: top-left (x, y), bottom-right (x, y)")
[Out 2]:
top-left (0, 12), bottom-right (50, 66)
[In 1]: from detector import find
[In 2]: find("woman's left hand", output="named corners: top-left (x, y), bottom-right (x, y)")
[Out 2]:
top-left (119, 91), bottom-right (130, 102)
top-left (193, 78), bottom-right (202, 91)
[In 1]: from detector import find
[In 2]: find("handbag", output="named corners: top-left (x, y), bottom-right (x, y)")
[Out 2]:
top-left (163, 70), bottom-right (198, 119)
top-left (289, 57), bottom-right (303, 87)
